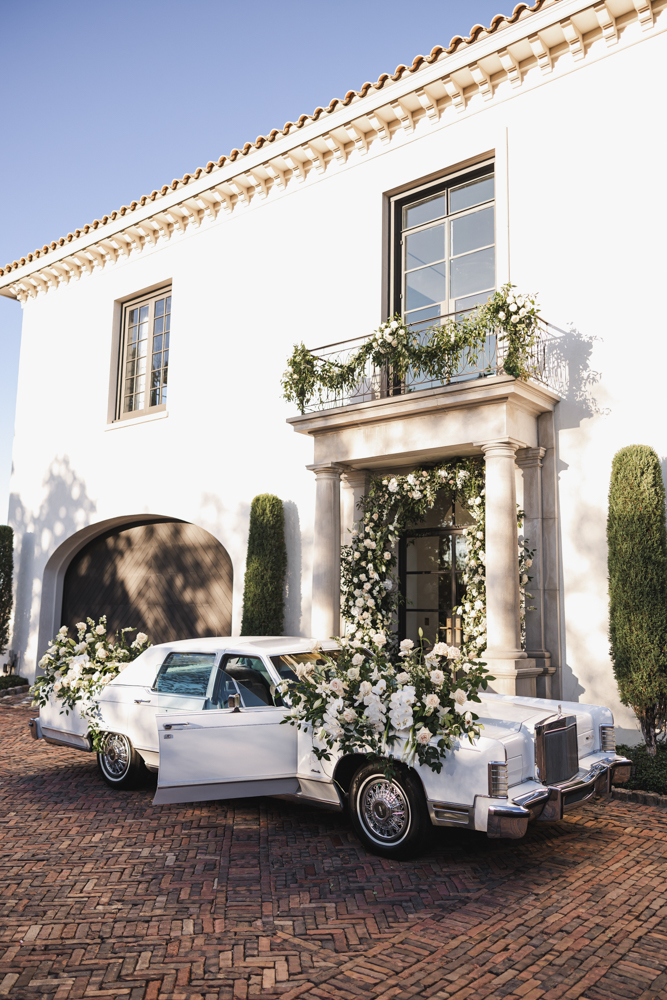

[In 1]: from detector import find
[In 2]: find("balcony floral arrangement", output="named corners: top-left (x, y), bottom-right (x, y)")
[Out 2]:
top-left (31, 617), bottom-right (151, 749)
top-left (281, 285), bottom-right (540, 413)
top-left (282, 632), bottom-right (491, 774)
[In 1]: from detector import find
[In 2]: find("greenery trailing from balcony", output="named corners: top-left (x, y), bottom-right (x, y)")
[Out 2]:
top-left (608, 445), bottom-right (667, 756)
top-left (282, 285), bottom-right (540, 413)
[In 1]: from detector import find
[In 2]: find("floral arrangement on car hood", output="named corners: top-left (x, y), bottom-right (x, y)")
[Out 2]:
top-left (281, 632), bottom-right (491, 774)
top-left (31, 616), bottom-right (151, 750)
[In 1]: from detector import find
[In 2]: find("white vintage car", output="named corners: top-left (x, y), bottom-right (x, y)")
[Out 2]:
top-left (30, 636), bottom-right (631, 858)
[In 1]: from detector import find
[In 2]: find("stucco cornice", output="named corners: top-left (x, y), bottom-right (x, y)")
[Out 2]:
top-left (1, 0), bottom-right (662, 302)
top-left (287, 376), bottom-right (560, 437)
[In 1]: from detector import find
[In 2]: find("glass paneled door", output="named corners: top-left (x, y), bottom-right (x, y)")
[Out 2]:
top-left (398, 493), bottom-right (474, 648)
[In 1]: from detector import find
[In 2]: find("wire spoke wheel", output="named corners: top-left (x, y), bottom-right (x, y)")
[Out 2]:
top-left (349, 762), bottom-right (430, 859)
top-left (360, 776), bottom-right (410, 844)
top-left (97, 732), bottom-right (143, 788)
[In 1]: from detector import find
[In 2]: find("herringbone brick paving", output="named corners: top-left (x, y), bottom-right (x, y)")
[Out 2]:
top-left (1, 704), bottom-right (666, 999)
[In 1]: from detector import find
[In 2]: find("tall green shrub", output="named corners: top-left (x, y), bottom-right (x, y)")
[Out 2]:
top-left (608, 446), bottom-right (667, 754)
top-left (0, 526), bottom-right (13, 656)
top-left (241, 495), bottom-right (286, 636)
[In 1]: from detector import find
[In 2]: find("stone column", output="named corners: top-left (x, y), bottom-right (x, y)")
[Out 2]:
top-left (307, 463), bottom-right (344, 639)
top-left (340, 469), bottom-right (369, 547)
top-left (515, 447), bottom-right (556, 697)
top-left (476, 439), bottom-right (539, 696)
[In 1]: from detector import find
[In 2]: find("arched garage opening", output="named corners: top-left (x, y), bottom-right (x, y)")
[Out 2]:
top-left (60, 520), bottom-right (233, 643)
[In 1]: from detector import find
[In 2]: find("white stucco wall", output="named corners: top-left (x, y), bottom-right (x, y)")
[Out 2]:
top-left (4, 6), bottom-right (665, 742)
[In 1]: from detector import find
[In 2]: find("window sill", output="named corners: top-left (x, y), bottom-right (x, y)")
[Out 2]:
top-left (105, 410), bottom-right (169, 431)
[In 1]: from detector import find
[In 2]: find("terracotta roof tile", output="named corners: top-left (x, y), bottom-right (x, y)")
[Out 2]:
top-left (0, 1), bottom-right (549, 278)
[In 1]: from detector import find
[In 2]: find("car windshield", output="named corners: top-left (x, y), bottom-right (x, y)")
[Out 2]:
top-left (270, 649), bottom-right (339, 683)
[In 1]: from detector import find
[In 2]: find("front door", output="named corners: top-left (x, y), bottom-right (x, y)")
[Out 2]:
top-left (153, 653), bottom-right (298, 805)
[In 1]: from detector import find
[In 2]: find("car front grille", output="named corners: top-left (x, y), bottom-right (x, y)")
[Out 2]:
top-left (536, 715), bottom-right (579, 785)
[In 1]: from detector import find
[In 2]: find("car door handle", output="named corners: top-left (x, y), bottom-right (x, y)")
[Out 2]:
top-left (163, 723), bottom-right (190, 730)
top-left (134, 699), bottom-right (152, 704)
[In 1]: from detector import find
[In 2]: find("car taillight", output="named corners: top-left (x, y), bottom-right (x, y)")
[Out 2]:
top-left (488, 762), bottom-right (509, 798)
top-left (600, 725), bottom-right (616, 753)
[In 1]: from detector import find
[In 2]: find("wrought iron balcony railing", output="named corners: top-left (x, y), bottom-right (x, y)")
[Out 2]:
top-left (301, 311), bottom-right (565, 413)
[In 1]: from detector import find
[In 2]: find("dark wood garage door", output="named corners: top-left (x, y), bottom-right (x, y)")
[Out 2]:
top-left (61, 520), bottom-right (233, 643)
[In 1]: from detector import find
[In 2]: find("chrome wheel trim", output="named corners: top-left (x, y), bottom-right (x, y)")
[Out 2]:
top-left (357, 775), bottom-right (411, 846)
top-left (100, 733), bottom-right (131, 780)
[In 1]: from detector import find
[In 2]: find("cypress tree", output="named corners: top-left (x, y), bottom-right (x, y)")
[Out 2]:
top-left (608, 446), bottom-right (667, 754)
top-left (241, 495), bottom-right (287, 636)
top-left (0, 526), bottom-right (13, 655)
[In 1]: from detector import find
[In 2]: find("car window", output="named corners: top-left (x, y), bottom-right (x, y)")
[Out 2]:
top-left (221, 655), bottom-right (277, 707)
top-left (153, 652), bottom-right (217, 696)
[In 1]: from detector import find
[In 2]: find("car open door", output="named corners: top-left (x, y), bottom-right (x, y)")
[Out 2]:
top-left (153, 653), bottom-right (298, 805)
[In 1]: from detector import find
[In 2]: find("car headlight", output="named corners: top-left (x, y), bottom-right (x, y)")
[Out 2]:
top-left (600, 725), bottom-right (616, 753)
top-left (488, 761), bottom-right (509, 798)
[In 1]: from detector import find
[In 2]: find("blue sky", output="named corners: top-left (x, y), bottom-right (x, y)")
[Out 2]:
top-left (0, 0), bottom-right (516, 521)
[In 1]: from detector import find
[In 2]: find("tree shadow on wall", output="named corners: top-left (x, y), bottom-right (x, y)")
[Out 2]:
top-left (9, 456), bottom-right (97, 667)
top-left (542, 323), bottom-right (611, 431)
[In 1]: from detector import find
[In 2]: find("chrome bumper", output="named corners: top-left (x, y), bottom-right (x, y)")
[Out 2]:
top-left (487, 756), bottom-right (632, 839)
top-left (28, 717), bottom-right (42, 740)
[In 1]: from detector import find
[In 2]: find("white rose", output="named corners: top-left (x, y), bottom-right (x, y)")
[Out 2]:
top-left (453, 688), bottom-right (467, 706)
top-left (476, 636), bottom-right (486, 647)
top-left (400, 639), bottom-right (414, 651)
top-left (359, 681), bottom-right (373, 697)
top-left (521, 574), bottom-right (529, 585)
top-left (355, 598), bottom-right (365, 607)
top-left (430, 669), bottom-right (445, 685)
top-left (95, 625), bottom-right (106, 635)
top-left (136, 632), bottom-right (148, 644)
top-left (511, 315), bottom-right (520, 324)
top-left (390, 320), bottom-right (398, 330)
top-left (97, 649), bottom-right (108, 659)
top-left (354, 551), bottom-right (361, 560)
top-left (474, 600), bottom-right (484, 610)
top-left (498, 311), bottom-right (506, 321)
top-left (59, 626), bottom-right (68, 635)
top-left (343, 708), bottom-right (357, 723)
top-left (431, 642), bottom-right (449, 657)
top-left (383, 552), bottom-right (392, 561)
top-left (388, 480), bottom-right (398, 493)
top-left (351, 653), bottom-right (364, 667)
top-left (416, 726), bottom-right (432, 745)
top-left (347, 667), bottom-right (360, 681)
top-left (396, 672), bottom-right (410, 684)
top-left (329, 678), bottom-right (345, 696)
top-left (525, 559), bottom-right (533, 568)
top-left (372, 633), bottom-right (387, 647)
top-left (424, 693), bottom-right (440, 709)
top-left (448, 646), bottom-right (462, 661)
top-left (75, 622), bottom-right (87, 631)
top-left (509, 303), bottom-right (517, 312)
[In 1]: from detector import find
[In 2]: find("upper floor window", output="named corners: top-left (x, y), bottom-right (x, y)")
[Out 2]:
top-left (392, 165), bottom-right (495, 330)
top-left (117, 286), bottom-right (171, 419)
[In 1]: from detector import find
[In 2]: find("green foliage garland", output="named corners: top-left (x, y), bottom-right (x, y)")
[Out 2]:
top-left (0, 525), bottom-right (13, 656)
top-left (282, 285), bottom-right (541, 413)
top-left (31, 616), bottom-right (151, 750)
top-left (608, 445), bottom-right (667, 754)
top-left (241, 494), bottom-right (287, 636)
top-left (340, 458), bottom-right (533, 660)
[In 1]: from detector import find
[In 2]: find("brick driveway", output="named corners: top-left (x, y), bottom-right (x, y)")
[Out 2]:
top-left (1, 704), bottom-right (666, 1000)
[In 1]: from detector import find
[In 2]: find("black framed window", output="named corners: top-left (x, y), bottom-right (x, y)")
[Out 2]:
top-left (398, 492), bottom-right (475, 647)
top-left (390, 163), bottom-right (495, 331)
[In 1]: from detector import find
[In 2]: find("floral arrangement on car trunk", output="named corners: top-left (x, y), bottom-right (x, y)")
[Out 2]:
top-left (282, 633), bottom-right (491, 774)
top-left (30, 617), bottom-right (151, 750)
top-left (281, 285), bottom-right (541, 413)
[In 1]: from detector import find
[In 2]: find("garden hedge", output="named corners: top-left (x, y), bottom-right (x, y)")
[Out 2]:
top-left (608, 445), bottom-right (667, 754)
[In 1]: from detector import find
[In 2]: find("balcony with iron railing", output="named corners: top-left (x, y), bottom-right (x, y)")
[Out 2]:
top-left (297, 310), bottom-right (566, 413)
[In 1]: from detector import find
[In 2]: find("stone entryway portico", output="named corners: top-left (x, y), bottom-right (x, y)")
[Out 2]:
top-left (289, 374), bottom-right (561, 698)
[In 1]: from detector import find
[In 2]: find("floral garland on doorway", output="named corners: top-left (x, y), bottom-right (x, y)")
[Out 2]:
top-left (340, 458), bottom-right (532, 656)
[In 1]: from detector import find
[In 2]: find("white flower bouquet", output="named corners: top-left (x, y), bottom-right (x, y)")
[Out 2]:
top-left (281, 633), bottom-right (491, 774)
top-left (31, 616), bottom-right (151, 749)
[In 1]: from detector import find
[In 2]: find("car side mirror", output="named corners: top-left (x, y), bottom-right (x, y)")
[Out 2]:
top-left (228, 695), bottom-right (241, 713)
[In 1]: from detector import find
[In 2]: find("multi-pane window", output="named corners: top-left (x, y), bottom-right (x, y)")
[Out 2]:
top-left (398, 492), bottom-right (475, 647)
top-left (118, 288), bottom-right (171, 417)
top-left (393, 166), bottom-right (495, 330)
